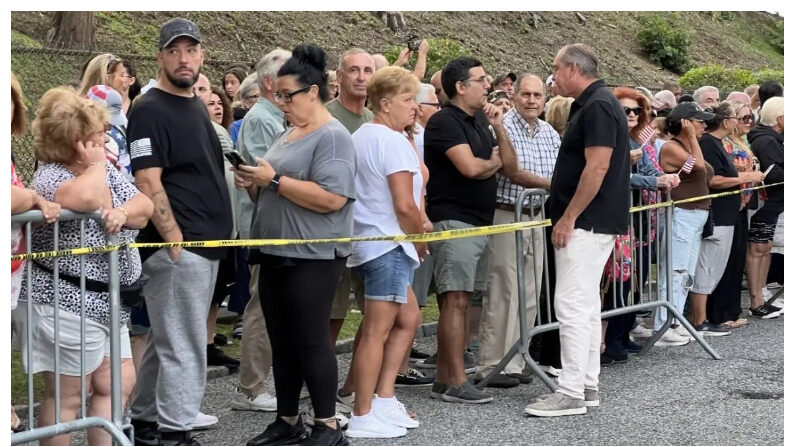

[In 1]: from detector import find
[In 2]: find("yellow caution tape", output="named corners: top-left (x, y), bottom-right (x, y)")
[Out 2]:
top-left (11, 182), bottom-right (783, 261)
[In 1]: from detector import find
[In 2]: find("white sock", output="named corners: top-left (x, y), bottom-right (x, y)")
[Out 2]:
top-left (373, 395), bottom-right (396, 407)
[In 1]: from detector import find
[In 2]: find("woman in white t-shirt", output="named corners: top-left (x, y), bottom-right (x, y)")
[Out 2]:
top-left (346, 67), bottom-right (427, 439)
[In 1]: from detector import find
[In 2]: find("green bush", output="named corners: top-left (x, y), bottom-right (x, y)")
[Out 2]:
top-left (769, 20), bottom-right (784, 54)
top-left (636, 13), bottom-right (691, 74)
top-left (384, 37), bottom-right (471, 82)
top-left (679, 65), bottom-right (755, 95)
top-left (752, 68), bottom-right (784, 86)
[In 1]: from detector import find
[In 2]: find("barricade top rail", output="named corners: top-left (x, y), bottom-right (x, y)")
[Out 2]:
top-left (11, 209), bottom-right (102, 224)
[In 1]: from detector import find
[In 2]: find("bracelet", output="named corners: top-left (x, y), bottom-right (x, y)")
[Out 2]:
top-left (77, 160), bottom-right (105, 166)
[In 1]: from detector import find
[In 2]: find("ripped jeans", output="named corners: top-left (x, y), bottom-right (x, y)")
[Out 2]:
top-left (654, 207), bottom-right (708, 331)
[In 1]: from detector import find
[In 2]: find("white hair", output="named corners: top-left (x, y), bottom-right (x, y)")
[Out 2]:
top-left (759, 96), bottom-right (784, 126)
top-left (693, 86), bottom-right (719, 106)
top-left (237, 73), bottom-right (260, 102)
top-left (415, 83), bottom-right (436, 104)
top-left (256, 48), bottom-right (291, 91)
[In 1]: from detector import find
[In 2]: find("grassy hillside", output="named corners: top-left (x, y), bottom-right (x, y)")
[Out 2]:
top-left (10, 11), bottom-right (783, 181)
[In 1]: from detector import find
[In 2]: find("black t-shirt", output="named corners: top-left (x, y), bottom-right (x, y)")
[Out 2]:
top-left (549, 79), bottom-right (630, 234)
top-left (699, 133), bottom-right (740, 226)
top-left (424, 105), bottom-right (498, 226)
top-left (128, 88), bottom-right (232, 260)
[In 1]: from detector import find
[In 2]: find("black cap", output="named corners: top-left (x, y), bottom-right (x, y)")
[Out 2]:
top-left (159, 18), bottom-right (201, 50)
top-left (668, 102), bottom-right (715, 122)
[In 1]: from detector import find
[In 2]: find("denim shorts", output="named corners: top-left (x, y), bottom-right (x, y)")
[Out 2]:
top-left (353, 246), bottom-right (415, 304)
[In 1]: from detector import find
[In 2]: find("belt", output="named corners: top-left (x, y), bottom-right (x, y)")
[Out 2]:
top-left (495, 203), bottom-right (541, 216)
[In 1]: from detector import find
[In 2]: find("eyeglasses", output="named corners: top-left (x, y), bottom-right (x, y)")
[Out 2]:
top-left (273, 86), bottom-right (312, 104)
top-left (461, 76), bottom-right (488, 85)
top-left (624, 106), bottom-right (643, 116)
top-left (244, 94), bottom-right (260, 101)
top-left (740, 114), bottom-right (754, 123)
top-left (421, 102), bottom-right (442, 109)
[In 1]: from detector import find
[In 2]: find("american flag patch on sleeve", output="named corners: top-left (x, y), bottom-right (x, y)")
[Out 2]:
top-left (130, 138), bottom-right (153, 159)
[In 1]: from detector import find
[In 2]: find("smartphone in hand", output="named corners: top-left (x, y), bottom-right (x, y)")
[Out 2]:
top-left (224, 151), bottom-right (248, 169)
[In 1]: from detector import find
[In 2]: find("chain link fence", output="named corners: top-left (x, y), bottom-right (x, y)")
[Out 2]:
top-left (11, 44), bottom-right (645, 184)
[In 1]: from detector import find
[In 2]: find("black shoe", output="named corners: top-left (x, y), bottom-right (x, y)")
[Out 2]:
top-left (750, 304), bottom-right (780, 319)
top-left (300, 422), bottom-right (347, 446)
top-left (694, 321), bottom-right (731, 337)
top-left (506, 371), bottom-right (534, 384)
top-left (623, 340), bottom-right (644, 354)
top-left (463, 350), bottom-right (476, 374)
top-left (214, 333), bottom-right (229, 346)
top-left (207, 344), bottom-right (241, 370)
top-left (132, 419), bottom-right (160, 446)
top-left (474, 373), bottom-right (520, 388)
top-left (600, 353), bottom-right (615, 366)
top-left (409, 347), bottom-right (430, 361)
top-left (603, 347), bottom-right (629, 364)
top-left (396, 367), bottom-right (435, 387)
top-left (247, 417), bottom-right (308, 446)
top-left (160, 430), bottom-right (199, 446)
top-left (429, 381), bottom-right (449, 399)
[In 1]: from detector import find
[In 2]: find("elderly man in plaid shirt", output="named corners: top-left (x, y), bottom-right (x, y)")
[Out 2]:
top-left (474, 73), bottom-right (561, 388)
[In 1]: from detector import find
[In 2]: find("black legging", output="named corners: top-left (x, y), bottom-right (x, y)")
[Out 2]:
top-left (257, 255), bottom-right (346, 419)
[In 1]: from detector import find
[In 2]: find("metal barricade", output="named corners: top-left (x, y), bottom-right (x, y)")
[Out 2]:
top-left (10, 210), bottom-right (132, 446)
top-left (477, 188), bottom-right (720, 391)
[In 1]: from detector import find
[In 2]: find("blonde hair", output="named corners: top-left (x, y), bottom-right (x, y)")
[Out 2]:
top-left (11, 72), bottom-right (27, 136)
top-left (759, 96), bottom-right (784, 127)
top-left (79, 53), bottom-right (120, 97)
top-left (32, 87), bottom-right (108, 164)
top-left (545, 95), bottom-right (574, 137)
top-left (367, 66), bottom-right (419, 114)
top-left (724, 99), bottom-right (751, 150)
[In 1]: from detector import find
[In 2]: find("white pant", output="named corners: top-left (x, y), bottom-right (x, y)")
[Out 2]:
top-left (553, 229), bottom-right (615, 399)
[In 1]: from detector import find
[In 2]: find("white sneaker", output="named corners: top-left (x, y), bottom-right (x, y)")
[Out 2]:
top-left (231, 387), bottom-right (277, 412)
top-left (763, 287), bottom-right (772, 301)
top-left (654, 329), bottom-right (690, 347)
top-left (192, 412), bottom-right (218, 430)
top-left (346, 410), bottom-right (407, 439)
top-left (767, 282), bottom-right (783, 290)
top-left (629, 324), bottom-right (653, 339)
top-left (672, 324), bottom-right (695, 340)
top-left (305, 409), bottom-right (349, 431)
top-left (540, 365), bottom-right (561, 377)
top-left (335, 390), bottom-right (354, 414)
top-left (372, 395), bottom-right (418, 429)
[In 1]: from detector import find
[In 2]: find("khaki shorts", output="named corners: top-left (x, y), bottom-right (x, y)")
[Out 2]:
top-left (330, 268), bottom-right (365, 319)
top-left (429, 220), bottom-right (490, 295)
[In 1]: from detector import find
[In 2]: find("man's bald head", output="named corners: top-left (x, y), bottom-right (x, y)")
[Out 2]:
top-left (372, 54), bottom-right (389, 71)
top-left (430, 70), bottom-right (448, 105)
top-left (193, 73), bottom-right (211, 105)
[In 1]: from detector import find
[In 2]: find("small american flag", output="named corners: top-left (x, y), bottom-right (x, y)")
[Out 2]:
top-left (637, 124), bottom-right (656, 148)
top-left (678, 156), bottom-right (696, 175)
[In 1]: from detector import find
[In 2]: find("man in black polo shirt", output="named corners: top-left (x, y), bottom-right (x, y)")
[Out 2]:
top-left (524, 44), bottom-right (630, 418)
top-left (423, 57), bottom-right (519, 404)
top-left (127, 18), bottom-right (232, 445)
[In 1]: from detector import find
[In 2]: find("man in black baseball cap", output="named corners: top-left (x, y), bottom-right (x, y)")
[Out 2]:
top-left (158, 17), bottom-right (201, 50)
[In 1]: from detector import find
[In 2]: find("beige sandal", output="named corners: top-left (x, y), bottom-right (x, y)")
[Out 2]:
top-left (723, 319), bottom-right (748, 329)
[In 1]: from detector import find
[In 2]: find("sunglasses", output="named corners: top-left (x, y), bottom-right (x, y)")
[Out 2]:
top-left (740, 114), bottom-right (754, 123)
top-left (421, 102), bottom-right (442, 109)
top-left (624, 106), bottom-right (644, 116)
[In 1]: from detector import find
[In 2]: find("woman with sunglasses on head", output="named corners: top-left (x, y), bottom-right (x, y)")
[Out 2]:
top-left (689, 102), bottom-right (765, 336)
top-left (651, 102), bottom-right (715, 347)
top-left (706, 100), bottom-right (764, 328)
top-left (234, 44), bottom-right (356, 447)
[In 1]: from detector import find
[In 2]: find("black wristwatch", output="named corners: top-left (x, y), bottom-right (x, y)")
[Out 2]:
top-left (269, 174), bottom-right (282, 194)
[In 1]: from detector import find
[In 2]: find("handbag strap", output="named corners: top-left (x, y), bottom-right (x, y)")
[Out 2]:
top-left (32, 260), bottom-right (109, 294)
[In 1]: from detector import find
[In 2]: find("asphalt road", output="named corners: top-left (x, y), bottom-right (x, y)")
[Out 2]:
top-left (194, 294), bottom-right (784, 446)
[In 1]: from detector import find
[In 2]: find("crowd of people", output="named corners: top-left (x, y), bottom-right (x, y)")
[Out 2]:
top-left (10, 16), bottom-right (784, 446)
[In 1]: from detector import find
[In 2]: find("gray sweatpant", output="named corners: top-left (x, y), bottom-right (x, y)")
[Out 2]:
top-left (129, 248), bottom-right (219, 432)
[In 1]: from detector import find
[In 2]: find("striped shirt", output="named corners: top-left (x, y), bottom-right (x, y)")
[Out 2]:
top-left (496, 108), bottom-right (560, 208)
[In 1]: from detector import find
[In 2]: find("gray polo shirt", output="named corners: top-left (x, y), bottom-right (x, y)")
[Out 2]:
top-left (251, 119), bottom-right (357, 259)
top-left (235, 98), bottom-right (285, 239)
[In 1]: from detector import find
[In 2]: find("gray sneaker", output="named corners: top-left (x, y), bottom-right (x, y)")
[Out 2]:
top-left (584, 389), bottom-right (600, 407)
top-left (524, 392), bottom-right (586, 417)
top-left (441, 382), bottom-right (493, 404)
top-left (429, 381), bottom-right (448, 400)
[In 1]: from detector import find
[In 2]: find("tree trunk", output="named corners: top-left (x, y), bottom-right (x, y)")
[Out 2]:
top-left (48, 11), bottom-right (95, 50)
